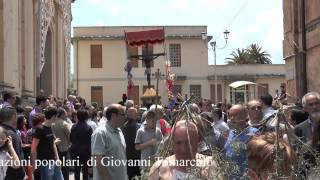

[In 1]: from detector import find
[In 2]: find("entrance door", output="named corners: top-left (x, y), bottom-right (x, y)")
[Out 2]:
top-left (128, 86), bottom-right (139, 106)
top-left (91, 86), bottom-right (103, 107)
top-left (230, 85), bottom-right (249, 104)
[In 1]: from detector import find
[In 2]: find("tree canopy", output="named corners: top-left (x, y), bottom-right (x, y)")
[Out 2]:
top-left (225, 44), bottom-right (272, 64)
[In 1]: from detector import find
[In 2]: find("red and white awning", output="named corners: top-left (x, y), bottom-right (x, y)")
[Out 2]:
top-left (125, 29), bottom-right (165, 46)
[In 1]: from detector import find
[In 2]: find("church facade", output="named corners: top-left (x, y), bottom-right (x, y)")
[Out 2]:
top-left (0, 0), bottom-right (74, 102)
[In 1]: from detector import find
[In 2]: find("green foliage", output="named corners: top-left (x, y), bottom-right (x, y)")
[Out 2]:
top-left (225, 44), bottom-right (272, 65)
top-left (136, 98), bottom-right (320, 179)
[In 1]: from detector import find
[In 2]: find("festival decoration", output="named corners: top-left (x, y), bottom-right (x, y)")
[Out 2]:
top-left (164, 60), bottom-right (177, 112)
top-left (124, 61), bottom-right (134, 91)
top-left (125, 29), bottom-right (165, 88)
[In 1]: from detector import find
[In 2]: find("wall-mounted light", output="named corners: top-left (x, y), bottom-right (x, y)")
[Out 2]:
top-left (201, 31), bottom-right (207, 41)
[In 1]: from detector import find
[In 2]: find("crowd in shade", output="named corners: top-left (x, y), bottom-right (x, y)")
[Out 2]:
top-left (0, 86), bottom-right (319, 180)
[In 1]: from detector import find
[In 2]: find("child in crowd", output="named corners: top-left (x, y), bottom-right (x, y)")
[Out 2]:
top-left (0, 127), bottom-right (20, 180)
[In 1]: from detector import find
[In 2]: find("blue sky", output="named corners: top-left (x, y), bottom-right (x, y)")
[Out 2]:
top-left (71, 0), bottom-right (284, 65)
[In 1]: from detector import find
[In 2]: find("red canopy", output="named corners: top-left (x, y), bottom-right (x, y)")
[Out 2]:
top-left (125, 29), bottom-right (165, 46)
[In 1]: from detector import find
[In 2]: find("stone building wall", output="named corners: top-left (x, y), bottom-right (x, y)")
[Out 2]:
top-left (0, 0), bottom-right (73, 102)
top-left (283, 0), bottom-right (320, 99)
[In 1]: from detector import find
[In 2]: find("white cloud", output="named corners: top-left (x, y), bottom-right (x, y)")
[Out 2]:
top-left (261, 10), bottom-right (283, 52)
top-left (245, 26), bottom-right (260, 33)
top-left (201, 0), bottom-right (230, 10)
top-left (263, 24), bottom-right (283, 55)
top-left (87, 0), bottom-right (101, 4)
top-left (256, 7), bottom-right (282, 25)
top-left (109, 6), bottom-right (120, 16)
top-left (174, 0), bottom-right (190, 12)
top-left (96, 20), bottom-right (106, 26)
top-left (80, 0), bottom-right (283, 63)
top-left (87, 0), bottom-right (121, 16)
top-left (228, 31), bottom-right (247, 49)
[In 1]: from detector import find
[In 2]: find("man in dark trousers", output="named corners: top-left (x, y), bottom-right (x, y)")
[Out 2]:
top-left (121, 107), bottom-right (141, 179)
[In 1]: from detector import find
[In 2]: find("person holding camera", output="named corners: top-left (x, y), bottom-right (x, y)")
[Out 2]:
top-left (0, 126), bottom-right (21, 180)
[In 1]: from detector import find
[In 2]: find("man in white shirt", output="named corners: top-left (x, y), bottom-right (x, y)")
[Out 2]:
top-left (260, 94), bottom-right (277, 127)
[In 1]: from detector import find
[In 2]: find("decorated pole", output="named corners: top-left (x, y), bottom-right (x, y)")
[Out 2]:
top-left (124, 61), bottom-right (133, 98)
top-left (153, 68), bottom-right (164, 108)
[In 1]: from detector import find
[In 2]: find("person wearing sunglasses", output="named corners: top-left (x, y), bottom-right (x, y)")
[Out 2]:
top-left (247, 100), bottom-right (263, 130)
top-left (91, 104), bottom-right (128, 180)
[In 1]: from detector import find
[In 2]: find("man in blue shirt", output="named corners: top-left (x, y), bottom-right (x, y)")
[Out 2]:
top-left (224, 104), bottom-right (258, 179)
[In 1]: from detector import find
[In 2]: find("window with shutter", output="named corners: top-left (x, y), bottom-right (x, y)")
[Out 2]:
top-left (90, 45), bottom-right (102, 68)
top-left (128, 86), bottom-right (139, 105)
top-left (190, 85), bottom-right (201, 99)
top-left (169, 44), bottom-right (181, 67)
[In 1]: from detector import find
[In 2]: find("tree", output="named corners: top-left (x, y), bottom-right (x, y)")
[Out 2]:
top-left (246, 44), bottom-right (272, 64)
top-left (225, 44), bottom-right (272, 64)
top-left (225, 48), bottom-right (251, 64)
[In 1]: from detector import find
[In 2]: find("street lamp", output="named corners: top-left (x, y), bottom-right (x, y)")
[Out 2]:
top-left (204, 30), bottom-right (230, 104)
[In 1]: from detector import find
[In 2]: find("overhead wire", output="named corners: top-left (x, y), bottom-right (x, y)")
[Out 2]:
top-left (213, 0), bottom-right (251, 41)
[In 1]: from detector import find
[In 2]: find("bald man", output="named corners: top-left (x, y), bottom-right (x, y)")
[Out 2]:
top-left (224, 104), bottom-right (258, 178)
top-left (148, 120), bottom-right (221, 180)
top-left (189, 103), bottom-right (201, 114)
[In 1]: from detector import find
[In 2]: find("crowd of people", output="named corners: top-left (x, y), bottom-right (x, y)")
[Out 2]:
top-left (0, 88), bottom-right (319, 180)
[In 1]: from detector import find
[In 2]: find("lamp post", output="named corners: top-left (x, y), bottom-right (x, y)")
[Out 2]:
top-left (203, 30), bottom-right (230, 104)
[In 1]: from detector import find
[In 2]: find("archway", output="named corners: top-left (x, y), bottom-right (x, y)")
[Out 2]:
top-left (40, 29), bottom-right (52, 95)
